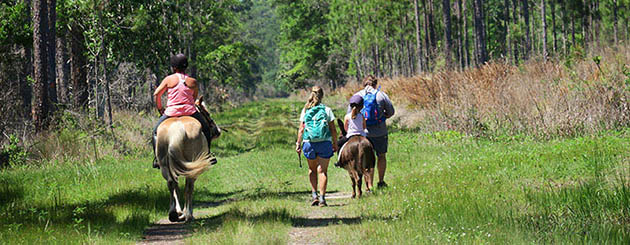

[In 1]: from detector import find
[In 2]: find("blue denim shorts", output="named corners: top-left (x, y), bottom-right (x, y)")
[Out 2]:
top-left (302, 141), bottom-right (333, 160)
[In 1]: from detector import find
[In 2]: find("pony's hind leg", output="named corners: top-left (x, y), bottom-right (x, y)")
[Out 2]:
top-left (364, 169), bottom-right (373, 191)
top-left (350, 176), bottom-right (357, 198)
top-left (357, 174), bottom-right (363, 198)
top-left (181, 177), bottom-right (196, 222)
top-left (167, 180), bottom-right (183, 222)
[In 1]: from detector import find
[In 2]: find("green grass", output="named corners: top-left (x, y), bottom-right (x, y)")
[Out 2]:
top-left (2, 99), bottom-right (630, 243)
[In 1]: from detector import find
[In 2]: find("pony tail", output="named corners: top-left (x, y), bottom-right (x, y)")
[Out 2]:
top-left (304, 86), bottom-right (324, 111)
top-left (351, 105), bottom-right (358, 119)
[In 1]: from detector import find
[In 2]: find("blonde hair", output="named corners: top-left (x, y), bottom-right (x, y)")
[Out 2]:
top-left (304, 86), bottom-right (324, 110)
top-left (362, 75), bottom-right (378, 87)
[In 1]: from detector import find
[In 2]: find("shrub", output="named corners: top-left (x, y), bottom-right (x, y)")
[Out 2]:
top-left (0, 134), bottom-right (27, 167)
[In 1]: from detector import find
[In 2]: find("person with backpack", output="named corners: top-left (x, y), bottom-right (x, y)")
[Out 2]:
top-left (296, 86), bottom-right (338, 207)
top-left (348, 75), bottom-right (395, 188)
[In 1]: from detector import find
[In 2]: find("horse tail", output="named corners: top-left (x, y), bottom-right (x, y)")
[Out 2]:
top-left (168, 148), bottom-right (212, 179)
top-left (166, 125), bottom-right (212, 179)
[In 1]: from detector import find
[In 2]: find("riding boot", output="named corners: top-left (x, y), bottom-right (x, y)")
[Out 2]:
top-left (152, 134), bottom-right (160, 169)
top-left (191, 112), bottom-right (216, 164)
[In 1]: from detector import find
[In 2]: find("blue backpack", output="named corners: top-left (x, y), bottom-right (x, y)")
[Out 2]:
top-left (361, 87), bottom-right (385, 126)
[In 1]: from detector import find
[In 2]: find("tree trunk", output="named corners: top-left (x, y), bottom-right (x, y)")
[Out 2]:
top-left (21, 0), bottom-right (33, 116)
top-left (101, 23), bottom-right (112, 128)
top-left (521, 0), bottom-right (531, 59)
top-left (71, 24), bottom-right (88, 110)
top-left (56, 33), bottom-right (69, 104)
top-left (32, 0), bottom-right (50, 131)
top-left (550, 0), bottom-right (557, 53)
top-left (561, 0), bottom-right (568, 55)
top-left (463, 0), bottom-right (470, 67)
top-left (422, 0), bottom-right (431, 70)
top-left (593, 0), bottom-right (600, 47)
top-left (504, 0), bottom-right (511, 62)
top-left (47, 0), bottom-right (57, 105)
top-left (428, 0), bottom-right (437, 51)
top-left (443, 0), bottom-right (453, 69)
top-left (512, 0), bottom-right (519, 63)
top-left (613, 0), bottom-right (618, 44)
top-left (571, 13), bottom-right (576, 48)
top-left (414, 0), bottom-right (424, 72)
top-left (407, 39), bottom-right (414, 76)
top-left (472, 0), bottom-right (487, 66)
top-left (541, 0), bottom-right (547, 60)
top-left (457, 0), bottom-right (464, 69)
top-left (583, 0), bottom-right (590, 51)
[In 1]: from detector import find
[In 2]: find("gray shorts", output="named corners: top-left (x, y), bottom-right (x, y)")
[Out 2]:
top-left (368, 135), bottom-right (388, 155)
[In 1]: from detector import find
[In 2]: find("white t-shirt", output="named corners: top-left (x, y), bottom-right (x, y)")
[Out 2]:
top-left (299, 104), bottom-right (336, 142)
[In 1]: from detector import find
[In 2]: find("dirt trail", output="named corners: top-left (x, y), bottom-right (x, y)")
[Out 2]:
top-left (138, 218), bottom-right (190, 245)
top-left (288, 192), bottom-right (357, 245)
top-left (138, 200), bottom-right (228, 244)
top-left (139, 193), bottom-right (357, 244)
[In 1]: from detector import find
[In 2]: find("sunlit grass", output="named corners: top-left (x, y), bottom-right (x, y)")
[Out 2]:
top-left (2, 99), bottom-right (630, 243)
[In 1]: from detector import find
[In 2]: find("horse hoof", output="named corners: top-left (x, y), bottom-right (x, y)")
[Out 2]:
top-left (169, 211), bottom-right (180, 222)
top-left (185, 215), bottom-right (194, 223)
top-left (178, 214), bottom-right (194, 223)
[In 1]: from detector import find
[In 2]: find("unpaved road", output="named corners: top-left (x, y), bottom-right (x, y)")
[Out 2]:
top-left (139, 192), bottom-right (358, 244)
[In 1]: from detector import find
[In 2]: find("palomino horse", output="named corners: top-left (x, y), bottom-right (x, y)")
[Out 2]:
top-left (336, 119), bottom-right (375, 198)
top-left (155, 100), bottom-right (220, 222)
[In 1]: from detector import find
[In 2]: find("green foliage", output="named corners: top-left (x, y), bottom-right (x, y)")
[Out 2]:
top-left (202, 42), bottom-right (260, 94)
top-left (0, 135), bottom-right (28, 168)
top-left (275, 0), bottom-right (330, 89)
top-left (0, 0), bottom-right (31, 47)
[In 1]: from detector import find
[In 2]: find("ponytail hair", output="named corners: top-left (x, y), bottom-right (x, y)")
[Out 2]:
top-left (304, 86), bottom-right (324, 111)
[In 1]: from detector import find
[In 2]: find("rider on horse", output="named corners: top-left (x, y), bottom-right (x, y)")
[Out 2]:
top-left (151, 53), bottom-right (213, 168)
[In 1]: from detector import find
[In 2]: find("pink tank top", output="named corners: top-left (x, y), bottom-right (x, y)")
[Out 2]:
top-left (164, 73), bottom-right (197, 117)
top-left (346, 113), bottom-right (367, 137)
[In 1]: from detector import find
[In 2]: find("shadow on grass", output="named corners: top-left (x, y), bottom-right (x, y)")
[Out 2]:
top-left (1, 180), bottom-right (356, 242)
top-left (0, 179), bottom-right (24, 203)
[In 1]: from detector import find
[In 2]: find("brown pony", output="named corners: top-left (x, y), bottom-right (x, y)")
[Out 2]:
top-left (155, 98), bottom-right (221, 222)
top-left (336, 119), bottom-right (375, 198)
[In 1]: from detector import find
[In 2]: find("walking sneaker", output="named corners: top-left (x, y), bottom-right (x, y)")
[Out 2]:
top-left (377, 181), bottom-right (388, 188)
top-left (318, 195), bottom-right (327, 207)
top-left (311, 191), bottom-right (319, 206)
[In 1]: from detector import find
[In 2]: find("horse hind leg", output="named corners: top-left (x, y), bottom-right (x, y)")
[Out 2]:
top-left (180, 177), bottom-right (196, 222)
top-left (167, 180), bottom-right (183, 222)
top-left (350, 174), bottom-right (357, 199)
top-left (357, 173), bottom-right (363, 198)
